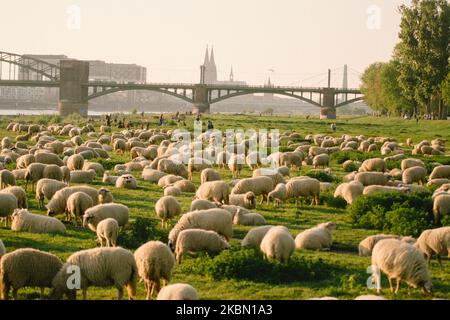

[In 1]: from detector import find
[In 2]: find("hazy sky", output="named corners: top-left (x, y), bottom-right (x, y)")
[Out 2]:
top-left (1, 0), bottom-right (411, 87)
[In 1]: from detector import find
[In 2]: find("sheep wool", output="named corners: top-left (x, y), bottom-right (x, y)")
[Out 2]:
top-left (0, 193), bottom-right (18, 226)
top-left (115, 174), bottom-right (138, 189)
top-left (241, 225), bottom-right (275, 247)
top-left (46, 186), bottom-right (98, 216)
top-left (155, 196), bottom-right (182, 228)
top-left (96, 218), bottom-right (119, 247)
top-left (35, 179), bottom-right (67, 209)
top-left (260, 226), bottom-right (295, 263)
top-left (229, 192), bottom-right (256, 210)
top-left (189, 199), bottom-right (218, 212)
top-left (0, 239), bottom-right (5, 258)
top-left (415, 227), bottom-right (450, 267)
top-left (66, 192), bottom-right (94, 226)
top-left (156, 283), bottom-right (198, 300)
top-left (295, 222), bottom-right (336, 251)
top-left (11, 209), bottom-right (66, 234)
top-left (233, 209), bottom-right (266, 226)
top-left (433, 193), bottom-right (450, 224)
top-left (83, 203), bottom-right (129, 232)
top-left (1, 186), bottom-right (28, 209)
top-left (195, 180), bottom-right (230, 204)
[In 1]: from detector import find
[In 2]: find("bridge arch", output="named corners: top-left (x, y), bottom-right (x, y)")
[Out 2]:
top-left (87, 86), bottom-right (193, 103)
top-left (335, 96), bottom-right (364, 108)
top-left (0, 51), bottom-right (60, 81)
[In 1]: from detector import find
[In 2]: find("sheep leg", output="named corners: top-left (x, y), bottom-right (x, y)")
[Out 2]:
top-left (388, 277), bottom-right (394, 293)
top-left (437, 255), bottom-right (443, 269)
top-left (40, 287), bottom-right (45, 300)
top-left (144, 281), bottom-right (151, 300)
top-left (82, 288), bottom-right (87, 300)
top-left (2, 283), bottom-right (10, 300)
top-left (153, 280), bottom-right (161, 296)
top-left (12, 288), bottom-right (18, 300)
top-left (117, 286), bottom-right (123, 300)
top-left (395, 279), bottom-right (401, 294)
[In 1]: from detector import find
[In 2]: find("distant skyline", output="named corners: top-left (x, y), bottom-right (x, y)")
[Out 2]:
top-left (1, 0), bottom-right (411, 87)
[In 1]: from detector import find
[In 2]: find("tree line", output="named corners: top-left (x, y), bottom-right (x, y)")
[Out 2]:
top-left (361, 0), bottom-right (449, 119)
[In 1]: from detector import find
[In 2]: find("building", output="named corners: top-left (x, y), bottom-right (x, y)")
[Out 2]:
top-left (202, 46), bottom-right (247, 86)
top-left (88, 60), bottom-right (147, 83)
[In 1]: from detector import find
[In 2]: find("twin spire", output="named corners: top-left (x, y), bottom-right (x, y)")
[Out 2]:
top-left (203, 45), bottom-right (215, 67)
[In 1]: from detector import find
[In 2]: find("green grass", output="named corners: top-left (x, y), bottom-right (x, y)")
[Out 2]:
top-left (0, 114), bottom-right (449, 300)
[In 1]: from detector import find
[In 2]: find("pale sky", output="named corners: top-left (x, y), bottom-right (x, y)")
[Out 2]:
top-left (1, 0), bottom-right (411, 87)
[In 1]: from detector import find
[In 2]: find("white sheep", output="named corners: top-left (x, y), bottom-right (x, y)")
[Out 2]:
top-left (69, 169), bottom-right (96, 184)
top-left (156, 283), bottom-right (198, 300)
top-left (190, 199), bottom-right (218, 211)
top-left (96, 218), bottom-right (119, 247)
top-left (98, 187), bottom-right (114, 204)
top-left (241, 225), bottom-right (275, 247)
top-left (155, 196), bottom-right (182, 228)
top-left (141, 168), bottom-right (167, 183)
top-left (401, 158), bottom-right (425, 171)
top-left (195, 180), bottom-right (230, 204)
top-left (46, 186), bottom-right (98, 216)
top-left (1, 186), bottom-right (28, 209)
top-left (260, 226), bottom-right (295, 263)
top-left (66, 191), bottom-right (94, 226)
top-left (295, 222), bottom-right (336, 251)
top-left (402, 166), bottom-right (427, 185)
top-left (200, 168), bottom-right (221, 184)
top-left (433, 193), bottom-right (450, 224)
top-left (233, 208), bottom-right (266, 226)
top-left (354, 172), bottom-right (388, 186)
top-left (231, 176), bottom-right (274, 205)
top-left (229, 192), bottom-right (256, 210)
top-left (102, 171), bottom-right (119, 184)
top-left (35, 179), bottom-right (68, 209)
top-left (83, 203), bottom-right (129, 232)
top-left (11, 209), bottom-right (66, 234)
top-left (358, 158), bottom-right (386, 173)
top-left (115, 174), bottom-right (138, 189)
top-left (358, 234), bottom-right (416, 256)
top-left (267, 183), bottom-right (287, 207)
top-left (429, 165), bottom-right (450, 180)
top-left (0, 193), bottom-right (18, 227)
top-left (286, 177), bottom-right (320, 205)
top-left (415, 227), bottom-right (450, 268)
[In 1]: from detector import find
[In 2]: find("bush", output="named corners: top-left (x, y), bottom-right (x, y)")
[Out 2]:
top-left (330, 151), bottom-right (377, 165)
top-left (441, 215), bottom-right (450, 227)
top-left (118, 217), bottom-right (168, 249)
top-left (321, 192), bottom-right (348, 209)
top-left (179, 247), bottom-right (346, 284)
top-left (97, 158), bottom-right (126, 171)
top-left (385, 159), bottom-right (401, 170)
top-left (305, 170), bottom-right (336, 183)
top-left (385, 207), bottom-right (433, 237)
top-left (343, 162), bottom-right (359, 172)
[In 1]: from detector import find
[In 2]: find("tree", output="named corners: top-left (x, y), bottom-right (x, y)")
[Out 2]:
top-left (361, 63), bottom-right (388, 114)
top-left (442, 71), bottom-right (450, 115)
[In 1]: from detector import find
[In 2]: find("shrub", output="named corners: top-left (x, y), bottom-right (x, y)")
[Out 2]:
top-left (330, 151), bottom-right (376, 165)
top-left (385, 207), bottom-right (433, 237)
top-left (441, 215), bottom-right (450, 227)
top-left (118, 217), bottom-right (168, 249)
top-left (305, 170), bottom-right (336, 183)
top-left (97, 158), bottom-right (126, 171)
top-left (343, 162), bottom-right (359, 172)
top-left (321, 192), bottom-right (348, 209)
top-left (385, 159), bottom-right (401, 170)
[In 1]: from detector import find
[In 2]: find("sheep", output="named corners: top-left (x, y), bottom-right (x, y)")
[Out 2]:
top-left (190, 199), bottom-right (218, 211)
top-left (142, 168), bottom-right (168, 183)
top-left (24, 163), bottom-right (48, 190)
top-left (359, 158), bottom-right (386, 173)
top-left (334, 181), bottom-right (364, 205)
top-left (429, 165), bottom-right (450, 180)
top-left (70, 169), bottom-right (96, 184)
top-left (200, 168), bottom-right (221, 184)
top-left (402, 166), bottom-right (427, 185)
top-left (60, 166), bottom-right (70, 184)
top-left (82, 203), bottom-right (129, 232)
top-left (156, 283), bottom-right (198, 300)
top-left (16, 154), bottom-right (35, 169)
top-left (102, 171), bottom-right (119, 184)
top-left (187, 157), bottom-right (212, 180)
top-left (286, 177), bottom-right (320, 205)
top-left (174, 229), bottom-right (230, 264)
top-left (0, 170), bottom-right (16, 189)
top-left (82, 161), bottom-right (105, 176)
top-left (168, 208), bottom-right (233, 250)
top-left (415, 227), bottom-right (450, 268)
top-left (115, 174), bottom-right (138, 189)
top-left (66, 154), bottom-right (84, 170)
top-left (164, 186), bottom-right (181, 196)
top-left (313, 153), bottom-right (329, 169)
top-left (371, 239), bottom-right (432, 294)
top-left (229, 192), bottom-right (256, 210)
top-left (0, 248), bottom-right (63, 300)
top-left (66, 192), bottom-right (94, 226)
top-left (0, 193), bottom-right (18, 227)
top-left (233, 208), bottom-right (266, 226)
top-left (155, 196), bottom-right (182, 228)
top-left (46, 186), bottom-right (98, 216)
top-left (158, 174), bottom-right (184, 188)
top-left (11, 209), bottom-right (65, 234)
top-left (358, 234), bottom-right (416, 256)
top-left (428, 179), bottom-right (450, 188)
top-left (1, 186), bottom-right (27, 209)
top-left (231, 176), bottom-right (274, 205)
top-left (363, 185), bottom-right (409, 196)
top-left (35, 152), bottom-right (64, 166)
top-left (260, 226), bottom-right (295, 263)
top-left (96, 218), bottom-right (119, 247)
top-left (295, 222), bottom-right (336, 251)
top-left (42, 164), bottom-right (63, 181)
top-left (0, 239), bottom-right (5, 258)
top-left (252, 168), bottom-right (286, 185)
top-left (50, 247), bottom-right (137, 300)
top-left (12, 169), bottom-right (27, 181)
top-left (35, 179), bottom-right (67, 209)
top-left (98, 187), bottom-right (114, 204)
top-left (195, 180), bottom-right (230, 204)
top-left (134, 241), bottom-right (175, 299)
top-left (267, 183), bottom-right (287, 207)
top-left (401, 158), bottom-right (425, 171)
top-left (433, 194), bottom-right (450, 224)
top-left (280, 152), bottom-right (303, 170)
top-left (354, 172), bottom-right (388, 186)
top-left (171, 179), bottom-right (196, 193)
top-left (241, 225), bottom-right (275, 247)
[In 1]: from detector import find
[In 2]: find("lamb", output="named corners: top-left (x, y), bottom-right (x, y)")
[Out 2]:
top-left (66, 192), bottom-right (94, 226)
top-left (286, 177), bottom-right (320, 205)
top-left (168, 208), bottom-right (233, 249)
top-left (313, 154), bottom-right (329, 169)
top-left (190, 199), bottom-right (218, 211)
top-left (0, 170), bottom-right (16, 189)
top-left (358, 234), bottom-right (416, 256)
top-left (195, 180), bottom-right (230, 204)
top-left (229, 192), bottom-right (256, 210)
top-left (11, 209), bottom-right (65, 234)
top-left (156, 283), bottom-right (198, 300)
top-left (241, 225), bottom-right (275, 247)
top-left (134, 241), bottom-right (175, 299)
top-left (231, 176), bottom-right (274, 205)
top-left (295, 222), bottom-right (336, 251)
top-left (267, 183), bottom-right (287, 207)
top-left (102, 171), bottom-right (119, 184)
top-left (433, 194), bottom-right (450, 224)
top-left (371, 239), bottom-right (432, 294)
top-left (260, 226), bottom-right (295, 263)
top-left (46, 186), bottom-right (98, 216)
top-left (70, 169), bottom-right (96, 184)
top-left (96, 218), bottom-right (119, 247)
top-left (1, 186), bottom-right (28, 209)
top-left (429, 165), bottom-right (450, 180)
top-left (0, 193), bottom-right (18, 227)
top-left (174, 229), bottom-right (230, 263)
top-left (358, 158), bottom-right (387, 173)
top-left (155, 196), bottom-right (182, 228)
top-left (35, 179), bottom-right (67, 209)
top-left (98, 187), bottom-right (114, 204)
top-left (83, 203), bottom-right (129, 232)
top-left (233, 208), bottom-right (266, 226)
top-left (115, 174), bottom-right (138, 189)
top-left (0, 248), bottom-right (63, 300)
top-left (401, 158), bottom-right (425, 171)
top-left (402, 166), bottom-right (427, 185)
top-left (42, 164), bottom-right (63, 181)
top-left (415, 227), bottom-right (450, 267)
top-left (354, 172), bottom-right (388, 186)
top-left (50, 247), bottom-right (137, 300)
top-left (200, 168), bottom-right (221, 184)
top-left (66, 154), bottom-right (85, 170)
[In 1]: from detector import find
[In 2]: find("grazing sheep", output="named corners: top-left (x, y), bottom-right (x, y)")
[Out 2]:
top-left (233, 209), bottom-right (266, 226)
top-left (313, 154), bottom-right (329, 169)
top-left (231, 176), bottom-right (274, 205)
top-left (174, 229), bottom-right (230, 263)
top-left (402, 166), bottom-right (427, 185)
top-left (0, 193), bottom-right (18, 227)
top-left (358, 234), bottom-right (416, 256)
top-left (155, 196), bottom-right (182, 228)
top-left (115, 174), bottom-right (138, 189)
top-left (102, 171), bottom-right (119, 185)
top-left (42, 164), bottom-right (63, 181)
top-left (0, 170), bottom-right (16, 189)
top-left (168, 208), bottom-right (233, 249)
top-left (158, 174), bottom-right (184, 188)
top-left (280, 152), bottom-right (303, 170)
top-left (187, 157), bottom-right (212, 180)
top-left (25, 163), bottom-right (47, 190)
top-left (260, 226), bottom-right (295, 263)
top-left (241, 225), bottom-right (275, 247)
top-left (415, 227), bottom-right (450, 267)
top-left (156, 283), bottom-right (198, 300)
top-left (229, 192), bottom-right (256, 210)
top-left (286, 178), bottom-right (320, 205)
top-left (334, 181), bottom-right (364, 205)
top-left (371, 239), bottom-right (432, 294)
top-left (164, 186), bottom-right (182, 196)
top-left (359, 158), bottom-right (387, 173)
top-left (50, 247), bottom-right (137, 300)
top-left (0, 248), bottom-right (63, 300)
top-left (11, 209), bottom-right (65, 234)
top-left (363, 185), bottom-right (409, 196)
top-left (295, 222), bottom-right (336, 251)
top-left (35, 179), bottom-right (67, 209)
top-left (172, 179), bottom-right (196, 193)
top-left (60, 166), bottom-right (70, 184)
top-left (66, 192), bottom-right (94, 226)
top-left (83, 203), bottom-right (129, 232)
top-left (428, 179), bottom-right (450, 188)
top-left (35, 152), bottom-right (64, 166)
top-left (142, 168), bottom-right (168, 183)
top-left (190, 199), bottom-right (218, 211)
top-left (252, 168), bottom-right (286, 186)
top-left (66, 154), bottom-right (85, 170)
top-left (1, 186), bottom-right (27, 209)
top-left (12, 169), bottom-right (27, 181)
top-left (134, 241), bottom-right (175, 299)
top-left (70, 169), bottom-right (96, 184)
top-left (401, 158), bottom-right (425, 171)
top-left (433, 194), bottom-right (450, 224)
top-left (96, 218), bottom-right (119, 247)
top-left (429, 165), bottom-right (450, 180)
top-left (267, 183), bottom-right (287, 207)
top-left (16, 154), bottom-right (35, 169)
top-left (98, 187), bottom-right (114, 204)
top-left (195, 180), bottom-right (230, 204)
top-left (82, 161), bottom-right (105, 176)
top-left (46, 186), bottom-right (99, 216)
top-left (354, 172), bottom-right (388, 186)
top-left (200, 168), bottom-right (221, 184)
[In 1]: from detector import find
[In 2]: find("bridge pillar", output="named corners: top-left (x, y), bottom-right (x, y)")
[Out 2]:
top-left (320, 88), bottom-right (336, 119)
top-left (192, 84), bottom-right (210, 114)
top-left (58, 60), bottom-right (89, 117)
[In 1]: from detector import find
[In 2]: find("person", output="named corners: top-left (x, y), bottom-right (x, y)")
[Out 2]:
top-left (159, 114), bottom-right (164, 126)
top-left (207, 120), bottom-right (214, 130)
top-left (331, 122), bottom-right (337, 133)
top-left (141, 111), bottom-right (145, 118)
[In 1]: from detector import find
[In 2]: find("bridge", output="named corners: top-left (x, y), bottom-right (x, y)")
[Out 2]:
top-left (0, 51), bottom-right (364, 119)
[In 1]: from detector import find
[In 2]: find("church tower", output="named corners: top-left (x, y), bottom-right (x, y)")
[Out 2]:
top-left (203, 45), bottom-right (218, 84)
top-left (229, 65), bottom-right (234, 82)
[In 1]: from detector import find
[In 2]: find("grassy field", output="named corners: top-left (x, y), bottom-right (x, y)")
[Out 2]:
top-left (0, 114), bottom-right (449, 300)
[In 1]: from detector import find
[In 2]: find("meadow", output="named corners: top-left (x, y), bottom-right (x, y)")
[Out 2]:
top-left (0, 113), bottom-right (449, 300)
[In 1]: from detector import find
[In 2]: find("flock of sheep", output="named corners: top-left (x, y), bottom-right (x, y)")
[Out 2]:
top-left (0, 120), bottom-right (448, 300)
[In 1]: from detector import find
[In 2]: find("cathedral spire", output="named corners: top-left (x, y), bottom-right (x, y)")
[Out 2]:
top-left (209, 45), bottom-right (216, 65)
top-left (203, 46), bottom-right (209, 66)
top-left (230, 65), bottom-right (234, 82)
